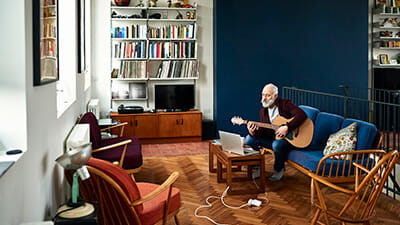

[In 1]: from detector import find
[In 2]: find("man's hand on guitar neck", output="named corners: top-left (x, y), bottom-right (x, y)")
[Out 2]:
top-left (247, 121), bottom-right (259, 136)
top-left (276, 125), bottom-right (288, 138)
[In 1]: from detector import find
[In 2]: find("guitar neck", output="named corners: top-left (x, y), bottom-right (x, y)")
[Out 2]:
top-left (244, 120), bottom-right (279, 130)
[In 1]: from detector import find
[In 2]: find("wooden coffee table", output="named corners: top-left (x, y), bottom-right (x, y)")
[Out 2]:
top-left (209, 141), bottom-right (265, 195)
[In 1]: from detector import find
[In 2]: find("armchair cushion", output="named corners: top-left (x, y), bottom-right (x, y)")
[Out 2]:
top-left (87, 158), bottom-right (143, 212)
top-left (79, 112), bottom-right (102, 149)
top-left (79, 112), bottom-right (143, 171)
top-left (137, 182), bottom-right (181, 225)
top-left (95, 136), bottom-right (143, 170)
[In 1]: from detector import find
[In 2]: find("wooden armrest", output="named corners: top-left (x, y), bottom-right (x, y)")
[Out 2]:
top-left (92, 139), bottom-right (132, 153)
top-left (100, 122), bottom-right (128, 132)
top-left (260, 147), bottom-right (273, 155)
top-left (307, 172), bottom-right (355, 195)
top-left (132, 172), bottom-right (180, 206)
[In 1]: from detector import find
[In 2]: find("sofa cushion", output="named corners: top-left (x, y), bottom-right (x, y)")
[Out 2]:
top-left (307, 112), bottom-right (344, 150)
top-left (299, 105), bottom-right (320, 123)
top-left (288, 149), bottom-right (375, 175)
top-left (288, 150), bottom-right (323, 172)
top-left (342, 119), bottom-right (377, 150)
top-left (323, 122), bottom-right (357, 157)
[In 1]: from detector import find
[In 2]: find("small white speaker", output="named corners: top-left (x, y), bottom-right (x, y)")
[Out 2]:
top-left (87, 99), bottom-right (100, 119)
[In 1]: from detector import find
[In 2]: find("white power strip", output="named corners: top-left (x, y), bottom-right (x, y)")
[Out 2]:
top-left (247, 199), bottom-right (262, 207)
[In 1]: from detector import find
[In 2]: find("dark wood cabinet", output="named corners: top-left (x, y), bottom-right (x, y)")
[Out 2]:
top-left (158, 113), bottom-right (202, 138)
top-left (111, 111), bottom-right (202, 144)
top-left (115, 115), bottom-right (158, 138)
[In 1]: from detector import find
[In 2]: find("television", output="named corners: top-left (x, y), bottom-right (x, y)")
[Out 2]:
top-left (154, 84), bottom-right (195, 111)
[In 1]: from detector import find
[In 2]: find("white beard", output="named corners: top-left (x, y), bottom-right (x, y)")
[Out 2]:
top-left (261, 99), bottom-right (275, 108)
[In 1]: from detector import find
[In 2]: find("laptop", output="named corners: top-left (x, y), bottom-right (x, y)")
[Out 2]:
top-left (218, 130), bottom-right (259, 155)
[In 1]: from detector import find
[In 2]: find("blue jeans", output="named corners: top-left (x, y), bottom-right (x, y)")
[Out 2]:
top-left (245, 135), bottom-right (293, 172)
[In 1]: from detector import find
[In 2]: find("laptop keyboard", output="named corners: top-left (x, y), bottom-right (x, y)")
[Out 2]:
top-left (243, 148), bottom-right (259, 155)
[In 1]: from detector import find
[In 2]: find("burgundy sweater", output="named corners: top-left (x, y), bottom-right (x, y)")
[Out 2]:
top-left (253, 98), bottom-right (307, 139)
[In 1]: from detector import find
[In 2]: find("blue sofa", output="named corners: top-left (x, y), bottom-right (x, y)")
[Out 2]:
top-left (269, 105), bottom-right (383, 183)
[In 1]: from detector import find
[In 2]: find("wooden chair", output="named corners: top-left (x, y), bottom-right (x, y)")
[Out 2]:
top-left (308, 150), bottom-right (399, 225)
top-left (66, 157), bottom-right (181, 225)
top-left (79, 112), bottom-right (143, 174)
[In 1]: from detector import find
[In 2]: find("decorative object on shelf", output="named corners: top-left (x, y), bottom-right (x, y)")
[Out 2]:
top-left (161, 11), bottom-right (168, 19)
top-left (380, 31), bottom-right (393, 37)
top-left (141, 9), bottom-right (147, 18)
top-left (136, 0), bottom-right (144, 7)
top-left (149, 13), bottom-right (161, 19)
top-left (111, 68), bottom-right (119, 78)
top-left (176, 11), bottom-right (183, 19)
top-left (32, 0), bottom-right (59, 86)
top-left (149, 0), bottom-right (158, 7)
top-left (381, 18), bottom-right (400, 27)
top-left (114, 0), bottom-right (130, 6)
top-left (379, 54), bottom-right (389, 64)
top-left (167, 0), bottom-right (172, 7)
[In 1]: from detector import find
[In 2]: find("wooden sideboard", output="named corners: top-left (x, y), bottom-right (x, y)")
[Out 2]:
top-left (110, 110), bottom-right (202, 144)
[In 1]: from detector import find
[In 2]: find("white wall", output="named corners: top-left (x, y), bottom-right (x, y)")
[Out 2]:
top-left (0, 0), bottom-right (91, 224)
top-left (92, 0), bottom-right (214, 119)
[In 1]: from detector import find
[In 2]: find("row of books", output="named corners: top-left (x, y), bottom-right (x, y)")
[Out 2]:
top-left (41, 39), bottom-right (56, 57)
top-left (41, 23), bottom-right (57, 39)
top-left (379, 40), bottom-right (400, 47)
top-left (113, 61), bottom-right (147, 79)
top-left (112, 25), bottom-right (147, 39)
top-left (149, 41), bottom-right (195, 59)
top-left (148, 24), bottom-right (195, 39)
top-left (154, 60), bottom-right (198, 78)
top-left (113, 41), bottom-right (146, 59)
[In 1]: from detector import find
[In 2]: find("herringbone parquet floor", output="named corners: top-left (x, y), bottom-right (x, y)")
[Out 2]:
top-left (134, 154), bottom-right (400, 225)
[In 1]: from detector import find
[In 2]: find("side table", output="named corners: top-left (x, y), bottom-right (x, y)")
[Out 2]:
top-left (209, 141), bottom-right (265, 195)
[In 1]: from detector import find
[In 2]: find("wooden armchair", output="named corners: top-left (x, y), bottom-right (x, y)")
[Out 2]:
top-left (79, 112), bottom-right (142, 174)
top-left (308, 150), bottom-right (399, 225)
top-left (66, 157), bottom-right (181, 225)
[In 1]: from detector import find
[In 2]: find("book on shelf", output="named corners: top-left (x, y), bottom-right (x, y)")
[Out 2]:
top-left (112, 25), bottom-right (147, 39)
top-left (113, 41), bottom-right (146, 59)
top-left (153, 60), bottom-right (198, 78)
top-left (115, 61), bottom-right (146, 79)
top-left (149, 41), bottom-right (195, 59)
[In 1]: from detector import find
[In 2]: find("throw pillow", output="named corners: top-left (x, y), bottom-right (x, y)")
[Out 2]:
top-left (323, 122), bottom-right (357, 158)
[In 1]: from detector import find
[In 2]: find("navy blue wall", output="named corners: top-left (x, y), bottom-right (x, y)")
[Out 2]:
top-left (214, 0), bottom-right (368, 136)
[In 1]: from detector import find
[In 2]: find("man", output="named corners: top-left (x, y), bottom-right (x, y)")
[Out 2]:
top-left (246, 83), bottom-right (307, 181)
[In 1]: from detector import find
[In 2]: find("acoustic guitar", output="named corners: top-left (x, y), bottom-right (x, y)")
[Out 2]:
top-left (231, 116), bottom-right (314, 148)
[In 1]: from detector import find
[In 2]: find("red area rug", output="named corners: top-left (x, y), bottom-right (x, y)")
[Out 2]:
top-left (142, 141), bottom-right (209, 157)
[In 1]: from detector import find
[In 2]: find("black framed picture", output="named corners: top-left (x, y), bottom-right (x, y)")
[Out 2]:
top-left (77, 0), bottom-right (86, 73)
top-left (33, 0), bottom-right (59, 86)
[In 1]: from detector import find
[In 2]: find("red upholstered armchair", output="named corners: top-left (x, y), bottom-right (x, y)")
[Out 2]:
top-left (66, 157), bottom-right (181, 225)
top-left (78, 112), bottom-right (142, 174)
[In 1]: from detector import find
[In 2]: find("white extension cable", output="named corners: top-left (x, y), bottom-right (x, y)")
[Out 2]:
top-left (194, 186), bottom-right (269, 225)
